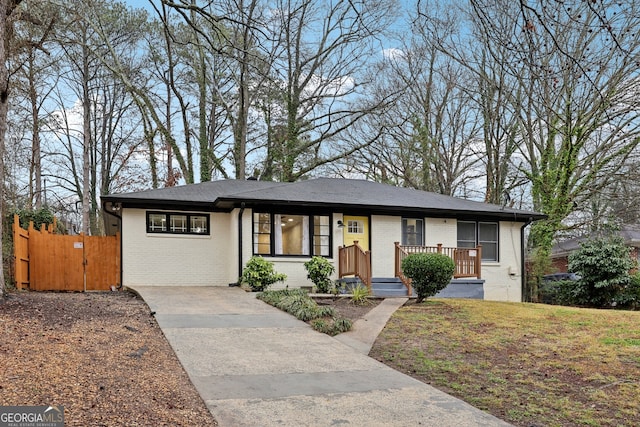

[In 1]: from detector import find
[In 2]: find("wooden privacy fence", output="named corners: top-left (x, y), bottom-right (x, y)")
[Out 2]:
top-left (12, 214), bottom-right (120, 291)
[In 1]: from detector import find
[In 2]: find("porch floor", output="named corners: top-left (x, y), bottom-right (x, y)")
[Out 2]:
top-left (339, 277), bottom-right (484, 299)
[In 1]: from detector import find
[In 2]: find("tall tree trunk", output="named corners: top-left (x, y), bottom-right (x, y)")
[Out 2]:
top-left (81, 40), bottom-right (91, 235)
top-left (28, 53), bottom-right (42, 209)
top-left (0, 2), bottom-right (7, 297)
top-left (233, 0), bottom-right (252, 180)
top-left (0, 0), bottom-right (22, 297)
top-left (142, 116), bottom-right (159, 188)
top-left (190, 1), bottom-right (211, 182)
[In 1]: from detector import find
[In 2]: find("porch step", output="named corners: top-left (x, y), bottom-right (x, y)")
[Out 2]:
top-left (371, 277), bottom-right (409, 297)
top-left (371, 277), bottom-right (486, 299)
top-left (340, 277), bottom-right (485, 299)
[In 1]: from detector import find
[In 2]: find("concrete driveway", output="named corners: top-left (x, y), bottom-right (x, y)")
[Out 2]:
top-left (133, 286), bottom-right (511, 427)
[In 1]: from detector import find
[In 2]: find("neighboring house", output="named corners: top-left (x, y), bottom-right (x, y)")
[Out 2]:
top-left (551, 226), bottom-right (640, 273)
top-left (102, 178), bottom-right (545, 302)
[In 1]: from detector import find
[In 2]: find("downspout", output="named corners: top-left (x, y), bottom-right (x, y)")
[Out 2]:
top-left (520, 217), bottom-right (534, 302)
top-left (103, 202), bottom-right (123, 289)
top-left (236, 203), bottom-right (246, 284)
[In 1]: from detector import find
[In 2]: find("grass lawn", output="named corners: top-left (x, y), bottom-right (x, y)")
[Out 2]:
top-left (369, 299), bottom-right (640, 427)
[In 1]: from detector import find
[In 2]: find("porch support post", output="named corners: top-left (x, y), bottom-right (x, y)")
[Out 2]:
top-left (353, 240), bottom-right (359, 281)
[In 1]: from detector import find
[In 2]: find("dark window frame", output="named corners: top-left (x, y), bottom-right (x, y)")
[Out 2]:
top-left (146, 211), bottom-right (210, 235)
top-left (252, 212), bottom-right (333, 258)
top-left (457, 220), bottom-right (499, 262)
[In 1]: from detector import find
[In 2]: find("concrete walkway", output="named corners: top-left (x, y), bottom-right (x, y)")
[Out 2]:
top-left (334, 297), bottom-right (408, 354)
top-left (133, 286), bottom-right (511, 427)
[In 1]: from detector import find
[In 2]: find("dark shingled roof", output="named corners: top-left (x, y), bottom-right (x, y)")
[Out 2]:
top-left (102, 178), bottom-right (544, 221)
top-left (552, 225), bottom-right (640, 256)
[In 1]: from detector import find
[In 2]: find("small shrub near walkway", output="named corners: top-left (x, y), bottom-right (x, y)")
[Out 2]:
top-left (401, 252), bottom-right (455, 303)
top-left (257, 289), bottom-right (352, 335)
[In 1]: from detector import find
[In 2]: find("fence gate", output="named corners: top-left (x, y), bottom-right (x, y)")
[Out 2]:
top-left (12, 215), bottom-right (120, 291)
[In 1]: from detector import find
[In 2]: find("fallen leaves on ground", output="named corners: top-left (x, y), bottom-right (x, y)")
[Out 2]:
top-left (370, 299), bottom-right (640, 427)
top-left (313, 296), bottom-right (381, 323)
top-left (0, 290), bottom-right (217, 427)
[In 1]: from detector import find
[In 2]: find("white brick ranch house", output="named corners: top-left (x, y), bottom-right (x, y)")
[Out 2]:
top-left (101, 178), bottom-right (545, 302)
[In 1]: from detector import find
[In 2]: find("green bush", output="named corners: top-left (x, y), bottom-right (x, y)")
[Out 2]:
top-left (278, 294), bottom-right (335, 321)
top-left (304, 256), bottom-right (335, 293)
top-left (311, 317), bottom-right (352, 336)
top-left (614, 272), bottom-right (640, 310)
top-left (350, 283), bottom-right (370, 305)
top-left (401, 252), bottom-right (455, 303)
top-left (256, 288), bottom-right (306, 305)
top-left (10, 207), bottom-right (56, 231)
top-left (257, 289), bottom-right (334, 320)
top-left (240, 256), bottom-right (287, 291)
top-left (257, 289), bottom-right (352, 335)
top-left (539, 280), bottom-right (580, 306)
top-left (568, 235), bottom-right (633, 307)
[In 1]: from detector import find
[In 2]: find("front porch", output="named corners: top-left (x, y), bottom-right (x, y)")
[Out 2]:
top-left (338, 241), bottom-right (483, 297)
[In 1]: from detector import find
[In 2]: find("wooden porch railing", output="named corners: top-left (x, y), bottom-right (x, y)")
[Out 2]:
top-left (338, 240), bottom-right (371, 290)
top-left (394, 242), bottom-right (482, 293)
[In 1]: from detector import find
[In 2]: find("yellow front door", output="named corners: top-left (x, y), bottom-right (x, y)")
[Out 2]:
top-left (343, 216), bottom-right (369, 251)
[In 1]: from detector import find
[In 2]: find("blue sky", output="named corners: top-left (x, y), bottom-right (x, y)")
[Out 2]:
top-left (125, 0), bottom-right (153, 10)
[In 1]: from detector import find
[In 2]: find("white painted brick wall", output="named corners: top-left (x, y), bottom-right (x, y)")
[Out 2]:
top-left (424, 218), bottom-right (457, 247)
top-left (122, 209), bottom-right (234, 286)
top-left (482, 221), bottom-right (523, 302)
top-left (424, 218), bottom-right (524, 302)
top-left (262, 257), bottom-right (320, 290)
top-left (122, 207), bottom-right (525, 301)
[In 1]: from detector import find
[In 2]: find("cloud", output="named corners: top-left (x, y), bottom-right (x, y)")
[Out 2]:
top-left (382, 48), bottom-right (406, 61)
top-left (306, 73), bottom-right (355, 97)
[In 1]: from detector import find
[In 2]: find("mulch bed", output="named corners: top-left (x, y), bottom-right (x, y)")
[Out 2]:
top-left (313, 296), bottom-right (382, 322)
top-left (0, 290), bottom-right (216, 426)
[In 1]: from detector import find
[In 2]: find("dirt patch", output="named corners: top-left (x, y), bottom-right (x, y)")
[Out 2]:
top-left (0, 291), bottom-right (216, 426)
top-left (313, 296), bottom-right (382, 323)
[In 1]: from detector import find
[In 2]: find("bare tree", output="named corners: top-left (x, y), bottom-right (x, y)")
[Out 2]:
top-left (160, 0), bottom-right (399, 181)
top-left (64, 0), bottom-right (197, 186)
top-left (10, 1), bottom-right (57, 209)
top-left (146, 5), bottom-right (194, 185)
top-left (161, 0), bottom-right (275, 180)
top-left (355, 6), bottom-right (481, 196)
top-left (466, 0), bottom-right (640, 300)
top-left (44, 0), bottom-right (149, 234)
top-left (258, 0), bottom-right (399, 182)
top-left (0, 0), bottom-right (24, 296)
top-left (415, 0), bottom-right (524, 203)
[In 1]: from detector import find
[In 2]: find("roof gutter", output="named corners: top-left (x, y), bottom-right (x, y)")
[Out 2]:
top-left (102, 201), bottom-right (123, 288)
top-left (237, 203), bottom-right (245, 284)
top-left (216, 197), bottom-right (544, 222)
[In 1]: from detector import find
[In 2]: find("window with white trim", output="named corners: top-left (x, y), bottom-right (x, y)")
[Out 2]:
top-left (402, 218), bottom-right (424, 245)
top-left (347, 220), bottom-right (364, 234)
top-left (457, 221), bottom-right (498, 261)
top-left (146, 212), bottom-right (209, 235)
